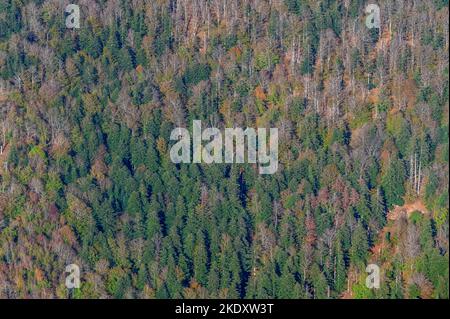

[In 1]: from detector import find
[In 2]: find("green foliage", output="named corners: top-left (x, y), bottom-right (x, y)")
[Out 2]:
top-left (381, 158), bottom-right (406, 208)
top-left (0, 0), bottom-right (447, 300)
top-left (350, 223), bottom-right (369, 266)
top-left (183, 63), bottom-right (211, 87)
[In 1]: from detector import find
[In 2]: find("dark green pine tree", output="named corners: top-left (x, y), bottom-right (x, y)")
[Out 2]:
top-left (356, 183), bottom-right (372, 227)
top-left (381, 157), bottom-right (406, 208)
top-left (130, 136), bottom-right (146, 172)
top-left (349, 222), bottom-right (369, 267)
top-left (163, 255), bottom-right (183, 298)
top-left (146, 195), bottom-right (162, 240)
top-left (333, 241), bottom-right (347, 293)
top-left (254, 267), bottom-right (276, 298)
top-left (193, 232), bottom-right (209, 287)
top-left (277, 263), bottom-right (301, 298)
top-left (136, 264), bottom-right (149, 290)
top-left (145, 135), bottom-right (160, 173)
top-left (207, 261), bottom-right (220, 297)
top-left (370, 188), bottom-right (387, 229)
top-left (127, 191), bottom-right (142, 216)
top-left (311, 264), bottom-right (329, 299)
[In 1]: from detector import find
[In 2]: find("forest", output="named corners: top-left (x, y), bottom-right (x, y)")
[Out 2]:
top-left (0, 0), bottom-right (448, 299)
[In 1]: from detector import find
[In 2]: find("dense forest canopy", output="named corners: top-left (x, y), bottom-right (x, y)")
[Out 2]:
top-left (0, 0), bottom-right (448, 299)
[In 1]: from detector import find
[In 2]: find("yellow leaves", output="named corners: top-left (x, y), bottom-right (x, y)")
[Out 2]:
top-left (106, 266), bottom-right (127, 295)
top-left (86, 16), bottom-right (102, 31)
top-left (142, 35), bottom-right (154, 57)
top-left (197, 31), bottom-right (208, 55)
top-left (323, 129), bottom-right (334, 149)
top-left (16, 166), bottom-right (34, 186)
top-left (142, 285), bottom-right (156, 299)
top-left (386, 112), bottom-right (405, 135)
top-left (56, 282), bottom-right (69, 299)
top-left (67, 194), bottom-right (89, 215)
top-left (254, 85), bottom-right (267, 114)
top-left (320, 164), bottom-right (340, 188)
top-left (50, 133), bottom-right (70, 158)
top-left (397, 78), bottom-right (417, 110)
top-left (35, 268), bottom-right (44, 283)
top-left (278, 141), bottom-right (293, 168)
top-left (219, 100), bottom-right (232, 125)
top-left (66, 193), bottom-right (93, 231)
top-left (229, 46), bottom-right (242, 58)
top-left (158, 78), bottom-right (178, 102)
top-left (60, 225), bottom-right (77, 247)
top-left (183, 279), bottom-right (208, 298)
top-left (379, 140), bottom-right (399, 170)
top-left (255, 112), bottom-right (270, 128)
top-left (435, 206), bottom-right (448, 227)
top-left (190, 280), bottom-right (200, 290)
top-left (254, 86), bottom-right (267, 101)
top-left (219, 100), bottom-right (231, 117)
top-left (135, 67), bottom-right (146, 83)
top-left (367, 87), bottom-right (380, 105)
top-left (135, 64), bottom-right (144, 75)
top-left (175, 266), bottom-right (185, 282)
top-left (91, 156), bottom-right (108, 182)
top-left (0, 194), bottom-right (7, 218)
top-left (28, 145), bottom-right (46, 160)
top-left (15, 272), bottom-right (25, 292)
top-left (82, 91), bottom-right (101, 115)
top-left (156, 136), bottom-right (167, 155)
top-left (218, 288), bottom-right (230, 299)
top-left (0, 90), bottom-right (8, 103)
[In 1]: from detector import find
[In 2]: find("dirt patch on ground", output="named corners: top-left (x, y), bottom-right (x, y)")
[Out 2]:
top-left (388, 200), bottom-right (429, 221)
top-left (371, 200), bottom-right (429, 263)
top-left (340, 200), bottom-right (429, 298)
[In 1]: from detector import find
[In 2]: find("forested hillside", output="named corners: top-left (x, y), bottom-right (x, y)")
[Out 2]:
top-left (0, 0), bottom-right (448, 299)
